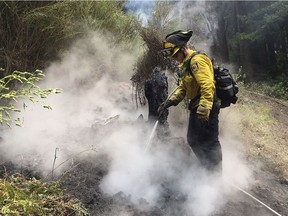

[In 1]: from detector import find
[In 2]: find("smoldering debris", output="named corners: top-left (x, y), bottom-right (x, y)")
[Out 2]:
top-left (58, 117), bottom-right (244, 216)
top-left (0, 31), bottom-right (139, 176)
top-left (0, 26), bottom-right (254, 215)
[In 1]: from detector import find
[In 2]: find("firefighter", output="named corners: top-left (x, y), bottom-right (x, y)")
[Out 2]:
top-left (158, 30), bottom-right (222, 172)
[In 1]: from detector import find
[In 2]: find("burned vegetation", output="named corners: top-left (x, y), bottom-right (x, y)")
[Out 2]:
top-left (131, 29), bottom-right (179, 107)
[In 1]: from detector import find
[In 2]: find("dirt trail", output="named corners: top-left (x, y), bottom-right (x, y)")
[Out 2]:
top-left (240, 91), bottom-right (288, 216)
top-left (219, 90), bottom-right (288, 216)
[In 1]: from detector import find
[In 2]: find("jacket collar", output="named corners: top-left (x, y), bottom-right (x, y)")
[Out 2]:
top-left (178, 50), bottom-right (197, 68)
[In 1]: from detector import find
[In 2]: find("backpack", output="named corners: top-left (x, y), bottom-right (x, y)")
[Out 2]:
top-left (213, 65), bottom-right (239, 108)
top-left (189, 52), bottom-right (239, 108)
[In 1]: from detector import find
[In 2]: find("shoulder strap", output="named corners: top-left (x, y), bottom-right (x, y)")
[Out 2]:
top-left (184, 51), bottom-right (202, 77)
top-left (180, 51), bottom-right (206, 82)
top-left (190, 51), bottom-right (202, 61)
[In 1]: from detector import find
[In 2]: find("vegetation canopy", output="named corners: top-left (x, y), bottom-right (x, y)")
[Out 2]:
top-left (0, 1), bottom-right (138, 74)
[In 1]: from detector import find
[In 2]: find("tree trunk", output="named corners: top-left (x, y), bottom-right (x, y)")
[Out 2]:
top-left (266, 35), bottom-right (277, 76)
top-left (217, 12), bottom-right (229, 62)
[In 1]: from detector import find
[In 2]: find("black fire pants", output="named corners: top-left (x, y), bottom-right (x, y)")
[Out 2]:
top-left (187, 102), bottom-right (222, 172)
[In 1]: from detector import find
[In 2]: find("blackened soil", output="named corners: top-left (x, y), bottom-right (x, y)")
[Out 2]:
top-left (1, 149), bottom-right (287, 216)
top-left (59, 148), bottom-right (288, 216)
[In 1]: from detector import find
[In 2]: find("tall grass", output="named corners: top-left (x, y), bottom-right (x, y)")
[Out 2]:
top-left (0, 1), bottom-right (138, 74)
top-left (0, 174), bottom-right (88, 215)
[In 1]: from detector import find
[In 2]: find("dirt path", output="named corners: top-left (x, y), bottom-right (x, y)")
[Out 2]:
top-left (218, 90), bottom-right (288, 216)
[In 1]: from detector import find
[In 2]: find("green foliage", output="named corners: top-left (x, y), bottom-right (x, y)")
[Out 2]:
top-left (235, 65), bottom-right (288, 100)
top-left (238, 2), bottom-right (288, 42)
top-left (0, 174), bottom-right (88, 215)
top-left (215, 1), bottom-right (288, 80)
top-left (24, 1), bottom-right (137, 43)
top-left (245, 77), bottom-right (288, 100)
top-left (0, 68), bottom-right (61, 127)
top-left (0, 1), bottom-right (139, 73)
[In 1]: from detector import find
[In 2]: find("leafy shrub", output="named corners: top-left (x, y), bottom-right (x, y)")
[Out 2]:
top-left (0, 68), bottom-right (61, 127)
top-left (245, 76), bottom-right (288, 100)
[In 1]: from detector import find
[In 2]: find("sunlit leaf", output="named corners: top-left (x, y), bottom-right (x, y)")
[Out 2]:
top-left (43, 105), bottom-right (52, 110)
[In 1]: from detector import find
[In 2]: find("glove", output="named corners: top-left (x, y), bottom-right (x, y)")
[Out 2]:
top-left (158, 100), bottom-right (174, 117)
top-left (196, 104), bottom-right (210, 123)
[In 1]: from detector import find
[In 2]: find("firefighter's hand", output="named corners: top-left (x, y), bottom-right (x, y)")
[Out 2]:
top-left (158, 100), bottom-right (174, 117)
top-left (196, 105), bottom-right (210, 123)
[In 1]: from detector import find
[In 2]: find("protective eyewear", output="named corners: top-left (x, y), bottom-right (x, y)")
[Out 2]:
top-left (161, 47), bottom-right (175, 57)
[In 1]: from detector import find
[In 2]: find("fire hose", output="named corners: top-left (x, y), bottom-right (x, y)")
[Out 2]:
top-left (146, 86), bottom-right (283, 216)
top-left (223, 179), bottom-right (282, 216)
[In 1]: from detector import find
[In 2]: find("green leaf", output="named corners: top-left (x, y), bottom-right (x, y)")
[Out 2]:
top-left (53, 88), bottom-right (62, 94)
top-left (15, 118), bottom-right (22, 127)
top-left (5, 122), bottom-right (11, 128)
top-left (43, 105), bottom-right (52, 110)
top-left (23, 103), bottom-right (27, 110)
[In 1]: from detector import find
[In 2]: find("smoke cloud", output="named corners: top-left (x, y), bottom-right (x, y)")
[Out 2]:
top-left (0, 31), bottom-right (140, 176)
top-left (0, 3), bottom-right (253, 215)
top-left (124, 0), bottom-right (156, 26)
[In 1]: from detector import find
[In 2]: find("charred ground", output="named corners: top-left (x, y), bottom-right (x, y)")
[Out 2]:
top-left (0, 90), bottom-right (287, 216)
top-left (60, 90), bottom-right (288, 216)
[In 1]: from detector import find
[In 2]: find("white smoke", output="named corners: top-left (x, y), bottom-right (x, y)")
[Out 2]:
top-left (124, 0), bottom-right (156, 26)
top-left (115, 1), bottom-right (253, 214)
top-left (98, 110), bottom-right (253, 215)
top-left (0, 3), bottom-right (253, 215)
top-left (0, 31), bottom-right (140, 176)
top-left (171, 0), bottom-right (218, 56)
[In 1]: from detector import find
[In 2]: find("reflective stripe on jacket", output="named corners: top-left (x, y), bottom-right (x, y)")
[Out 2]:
top-left (169, 50), bottom-right (215, 110)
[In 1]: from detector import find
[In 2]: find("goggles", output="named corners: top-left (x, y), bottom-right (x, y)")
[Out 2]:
top-left (161, 42), bottom-right (180, 57)
top-left (161, 47), bottom-right (174, 57)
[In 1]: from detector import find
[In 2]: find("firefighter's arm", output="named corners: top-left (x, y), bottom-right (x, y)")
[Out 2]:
top-left (191, 56), bottom-right (215, 119)
top-left (168, 81), bottom-right (187, 106)
top-left (157, 83), bottom-right (186, 116)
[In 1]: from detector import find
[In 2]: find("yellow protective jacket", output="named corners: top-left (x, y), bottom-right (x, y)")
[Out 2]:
top-left (169, 50), bottom-right (215, 110)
